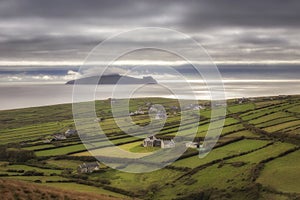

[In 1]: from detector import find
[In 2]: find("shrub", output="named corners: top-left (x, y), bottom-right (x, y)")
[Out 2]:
top-left (6, 169), bottom-right (24, 173)
top-left (98, 179), bottom-right (111, 185)
top-left (0, 174), bottom-right (9, 177)
top-left (0, 146), bottom-right (36, 163)
top-left (23, 170), bottom-right (44, 176)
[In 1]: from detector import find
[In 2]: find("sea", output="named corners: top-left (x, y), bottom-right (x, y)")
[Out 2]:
top-left (1, 64), bottom-right (300, 110)
top-left (0, 79), bottom-right (299, 110)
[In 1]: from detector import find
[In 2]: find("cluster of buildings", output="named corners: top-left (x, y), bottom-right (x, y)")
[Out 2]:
top-left (76, 137), bottom-right (204, 174)
top-left (182, 104), bottom-right (205, 111)
top-left (77, 162), bottom-right (100, 173)
top-left (148, 106), bottom-right (168, 120)
top-left (129, 109), bottom-right (145, 116)
top-left (143, 135), bottom-right (175, 148)
top-left (128, 101), bottom-right (208, 120)
top-left (236, 97), bottom-right (250, 104)
top-left (43, 129), bottom-right (77, 143)
top-left (129, 106), bottom-right (168, 119)
top-left (185, 142), bottom-right (202, 149)
top-left (142, 135), bottom-right (205, 150)
top-left (235, 96), bottom-right (289, 104)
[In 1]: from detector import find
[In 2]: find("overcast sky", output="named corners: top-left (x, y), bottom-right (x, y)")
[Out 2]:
top-left (0, 0), bottom-right (300, 68)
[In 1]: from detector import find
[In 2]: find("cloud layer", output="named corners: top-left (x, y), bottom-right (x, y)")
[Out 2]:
top-left (0, 0), bottom-right (300, 67)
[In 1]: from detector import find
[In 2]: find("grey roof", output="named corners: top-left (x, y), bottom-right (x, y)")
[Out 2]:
top-left (80, 162), bottom-right (99, 168)
top-left (162, 140), bottom-right (174, 145)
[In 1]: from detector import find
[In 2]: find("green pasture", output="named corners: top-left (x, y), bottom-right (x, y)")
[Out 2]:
top-left (229, 142), bottom-right (295, 164)
top-left (227, 103), bottom-right (255, 113)
top-left (257, 150), bottom-right (300, 193)
top-left (172, 139), bottom-right (269, 168)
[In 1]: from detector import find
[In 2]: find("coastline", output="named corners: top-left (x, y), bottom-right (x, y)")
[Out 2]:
top-left (0, 80), bottom-right (300, 111)
top-left (0, 93), bottom-right (299, 112)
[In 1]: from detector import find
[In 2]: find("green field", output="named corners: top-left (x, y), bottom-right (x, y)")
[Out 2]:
top-left (257, 150), bottom-right (300, 193)
top-left (172, 139), bottom-right (270, 168)
top-left (0, 95), bottom-right (300, 199)
top-left (44, 182), bottom-right (128, 198)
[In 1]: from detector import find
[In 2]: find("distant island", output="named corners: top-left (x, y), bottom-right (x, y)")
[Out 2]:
top-left (65, 74), bottom-right (157, 85)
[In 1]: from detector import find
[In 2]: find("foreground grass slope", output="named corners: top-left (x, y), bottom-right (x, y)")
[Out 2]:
top-left (257, 150), bottom-right (300, 193)
top-left (0, 179), bottom-right (122, 200)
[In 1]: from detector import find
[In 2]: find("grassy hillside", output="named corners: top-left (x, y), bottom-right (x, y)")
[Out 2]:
top-left (0, 95), bottom-right (300, 199)
top-left (0, 179), bottom-right (123, 200)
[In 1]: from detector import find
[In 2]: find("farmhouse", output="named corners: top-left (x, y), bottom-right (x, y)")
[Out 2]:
top-left (43, 139), bottom-right (52, 144)
top-left (143, 135), bottom-right (175, 148)
top-left (148, 106), bottom-right (167, 119)
top-left (129, 109), bottom-right (145, 116)
top-left (185, 142), bottom-right (201, 149)
top-left (170, 106), bottom-right (179, 114)
top-left (43, 133), bottom-right (67, 143)
top-left (170, 105), bottom-right (179, 110)
top-left (94, 117), bottom-right (102, 122)
top-left (64, 129), bottom-right (77, 137)
top-left (52, 134), bottom-right (66, 141)
top-left (77, 162), bottom-right (100, 173)
top-left (192, 105), bottom-right (205, 110)
top-left (155, 112), bottom-right (167, 120)
top-left (161, 139), bottom-right (175, 148)
top-left (182, 104), bottom-right (205, 111)
top-left (143, 135), bottom-right (161, 147)
top-left (236, 97), bottom-right (249, 104)
top-left (109, 98), bottom-right (116, 104)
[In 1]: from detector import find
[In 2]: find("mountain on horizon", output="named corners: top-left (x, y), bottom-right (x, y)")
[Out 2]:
top-left (65, 74), bottom-right (157, 85)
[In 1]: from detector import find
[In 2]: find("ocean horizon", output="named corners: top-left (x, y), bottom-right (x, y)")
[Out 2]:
top-left (1, 79), bottom-right (299, 110)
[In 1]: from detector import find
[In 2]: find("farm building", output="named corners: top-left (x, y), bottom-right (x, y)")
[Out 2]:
top-left (143, 135), bottom-right (161, 147)
top-left (143, 135), bottom-right (175, 148)
top-left (129, 109), bottom-right (145, 116)
top-left (77, 162), bottom-right (100, 173)
top-left (170, 106), bottom-right (179, 114)
top-left (182, 104), bottom-right (205, 111)
top-left (149, 106), bottom-right (167, 119)
top-left (52, 134), bottom-right (66, 141)
top-left (161, 139), bottom-right (175, 148)
top-left (43, 133), bottom-right (66, 143)
top-left (155, 112), bottom-right (167, 120)
top-left (64, 129), bottom-right (77, 137)
top-left (236, 97), bottom-right (249, 104)
top-left (43, 139), bottom-right (52, 144)
top-left (185, 142), bottom-right (201, 148)
top-left (94, 117), bottom-right (102, 122)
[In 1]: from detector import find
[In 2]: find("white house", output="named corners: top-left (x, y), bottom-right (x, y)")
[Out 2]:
top-left (143, 135), bottom-right (175, 149)
top-left (53, 134), bottom-right (66, 141)
top-left (77, 162), bottom-right (100, 173)
top-left (129, 108), bottom-right (145, 116)
top-left (64, 129), bottom-right (77, 137)
top-left (143, 135), bottom-right (161, 147)
top-left (192, 105), bottom-right (205, 110)
top-left (161, 140), bottom-right (175, 148)
top-left (43, 139), bottom-right (52, 144)
top-left (94, 118), bottom-right (102, 122)
top-left (155, 112), bottom-right (167, 120)
top-left (185, 142), bottom-right (200, 149)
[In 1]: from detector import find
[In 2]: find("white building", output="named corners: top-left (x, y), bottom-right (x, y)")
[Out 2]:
top-left (143, 135), bottom-right (175, 149)
top-left (185, 142), bottom-right (200, 148)
top-left (64, 129), bottom-right (77, 137)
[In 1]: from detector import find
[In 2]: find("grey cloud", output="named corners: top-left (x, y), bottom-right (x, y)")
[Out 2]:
top-left (0, 0), bottom-right (174, 22)
top-left (237, 36), bottom-right (289, 46)
top-left (181, 0), bottom-right (300, 29)
top-left (0, 0), bottom-right (300, 66)
top-left (2, 0), bottom-right (299, 28)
